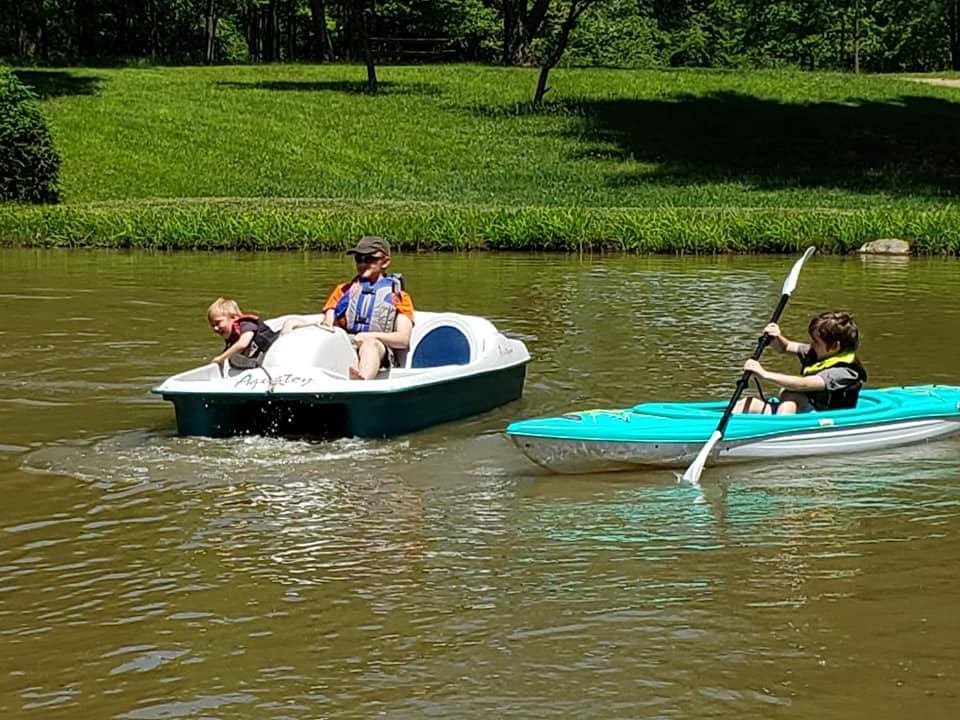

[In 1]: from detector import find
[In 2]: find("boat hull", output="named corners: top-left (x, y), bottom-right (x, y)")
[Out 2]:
top-left (507, 385), bottom-right (960, 474)
top-left (166, 363), bottom-right (527, 439)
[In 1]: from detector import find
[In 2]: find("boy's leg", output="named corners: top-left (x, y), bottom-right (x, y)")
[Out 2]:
top-left (350, 338), bottom-right (387, 380)
top-left (775, 391), bottom-right (811, 415)
top-left (733, 397), bottom-right (776, 414)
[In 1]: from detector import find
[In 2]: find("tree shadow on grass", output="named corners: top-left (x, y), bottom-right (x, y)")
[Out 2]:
top-left (215, 79), bottom-right (443, 97)
top-left (479, 90), bottom-right (960, 199)
top-left (14, 70), bottom-right (103, 98)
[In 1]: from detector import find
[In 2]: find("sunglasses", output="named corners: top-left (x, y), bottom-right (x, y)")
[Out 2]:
top-left (354, 253), bottom-right (383, 264)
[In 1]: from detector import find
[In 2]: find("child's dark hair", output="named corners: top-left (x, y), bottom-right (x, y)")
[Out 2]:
top-left (808, 311), bottom-right (859, 352)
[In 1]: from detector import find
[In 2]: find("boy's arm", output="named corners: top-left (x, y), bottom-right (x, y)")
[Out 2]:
top-left (763, 323), bottom-right (800, 354)
top-left (744, 359), bottom-right (826, 391)
top-left (212, 331), bottom-right (254, 365)
top-left (385, 312), bottom-right (414, 349)
top-left (347, 292), bottom-right (414, 349)
top-left (762, 370), bottom-right (825, 392)
top-left (319, 284), bottom-right (345, 328)
top-left (352, 313), bottom-right (413, 350)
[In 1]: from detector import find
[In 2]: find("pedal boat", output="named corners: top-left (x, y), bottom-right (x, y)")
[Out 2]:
top-left (506, 385), bottom-right (960, 474)
top-left (154, 311), bottom-right (530, 438)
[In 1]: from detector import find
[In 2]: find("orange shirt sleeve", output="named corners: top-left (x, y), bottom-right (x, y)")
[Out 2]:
top-left (395, 291), bottom-right (414, 324)
top-left (321, 283), bottom-right (347, 314)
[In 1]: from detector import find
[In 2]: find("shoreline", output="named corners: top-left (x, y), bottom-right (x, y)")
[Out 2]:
top-left (3, 200), bottom-right (959, 254)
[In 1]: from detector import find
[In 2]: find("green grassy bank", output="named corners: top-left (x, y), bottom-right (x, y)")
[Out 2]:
top-left (4, 199), bottom-right (960, 253)
top-left (4, 64), bottom-right (960, 253)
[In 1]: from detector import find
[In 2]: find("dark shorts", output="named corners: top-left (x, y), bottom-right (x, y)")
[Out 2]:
top-left (381, 342), bottom-right (397, 369)
top-left (769, 397), bottom-right (815, 415)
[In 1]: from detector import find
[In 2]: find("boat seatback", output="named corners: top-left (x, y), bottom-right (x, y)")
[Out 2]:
top-left (405, 313), bottom-right (479, 369)
top-left (261, 324), bottom-right (356, 376)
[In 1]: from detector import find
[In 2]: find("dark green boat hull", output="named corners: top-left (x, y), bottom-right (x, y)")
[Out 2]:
top-left (162, 364), bottom-right (527, 439)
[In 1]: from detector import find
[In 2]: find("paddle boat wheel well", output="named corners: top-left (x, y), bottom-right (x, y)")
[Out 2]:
top-left (401, 313), bottom-right (479, 369)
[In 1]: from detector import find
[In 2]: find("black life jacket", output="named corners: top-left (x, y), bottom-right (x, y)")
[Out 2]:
top-left (800, 350), bottom-right (868, 410)
top-left (227, 314), bottom-right (278, 368)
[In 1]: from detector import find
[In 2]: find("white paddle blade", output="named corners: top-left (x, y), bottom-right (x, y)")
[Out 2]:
top-left (681, 430), bottom-right (722, 485)
top-left (780, 246), bottom-right (817, 297)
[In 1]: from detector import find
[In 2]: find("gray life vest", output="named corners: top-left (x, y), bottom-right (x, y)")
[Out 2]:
top-left (341, 276), bottom-right (402, 334)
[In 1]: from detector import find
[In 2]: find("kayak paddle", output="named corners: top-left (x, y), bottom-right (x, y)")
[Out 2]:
top-left (681, 246), bottom-right (817, 485)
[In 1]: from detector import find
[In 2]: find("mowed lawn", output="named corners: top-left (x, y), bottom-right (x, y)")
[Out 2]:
top-left (19, 64), bottom-right (960, 211)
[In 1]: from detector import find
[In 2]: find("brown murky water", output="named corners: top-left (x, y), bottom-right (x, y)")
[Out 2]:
top-left (1, 248), bottom-right (959, 718)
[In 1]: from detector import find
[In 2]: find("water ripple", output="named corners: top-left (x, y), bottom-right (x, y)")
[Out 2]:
top-left (3, 251), bottom-right (960, 718)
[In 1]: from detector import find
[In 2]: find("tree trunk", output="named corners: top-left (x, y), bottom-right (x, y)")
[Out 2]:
top-left (837, 13), bottom-right (846, 69)
top-left (949, 0), bottom-right (960, 71)
top-left (502, 0), bottom-right (529, 65)
top-left (245, 1), bottom-right (258, 61)
top-left (533, 0), bottom-right (594, 107)
top-left (12, 0), bottom-right (22, 57)
top-left (359, 5), bottom-right (377, 93)
top-left (75, 0), bottom-right (99, 59)
top-left (309, 0), bottom-right (335, 61)
top-left (502, 0), bottom-right (553, 66)
top-left (39, 1), bottom-right (48, 61)
top-left (533, 64), bottom-right (550, 108)
top-left (263, 0), bottom-right (279, 61)
top-left (147, 0), bottom-right (159, 60)
top-left (273, 1), bottom-right (281, 60)
top-left (852, 0), bottom-right (860, 74)
top-left (287, 4), bottom-right (295, 60)
top-left (204, 0), bottom-right (217, 64)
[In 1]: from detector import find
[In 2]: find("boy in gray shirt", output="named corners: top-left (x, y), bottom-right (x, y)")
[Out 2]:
top-left (735, 311), bottom-right (866, 414)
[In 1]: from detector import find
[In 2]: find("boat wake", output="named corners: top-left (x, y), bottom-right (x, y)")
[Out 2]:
top-left (20, 430), bottom-right (406, 492)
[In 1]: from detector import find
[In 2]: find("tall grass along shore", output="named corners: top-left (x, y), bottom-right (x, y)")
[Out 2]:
top-left (4, 64), bottom-right (960, 253)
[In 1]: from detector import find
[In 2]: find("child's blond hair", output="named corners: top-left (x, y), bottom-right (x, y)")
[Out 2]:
top-left (207, 297), bottom-right (242, 320)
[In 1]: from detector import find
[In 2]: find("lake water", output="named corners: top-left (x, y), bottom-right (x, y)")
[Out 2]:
top-left (1, 248), bottom-right (959, 718)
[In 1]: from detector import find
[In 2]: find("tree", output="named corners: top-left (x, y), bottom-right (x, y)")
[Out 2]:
top-left (502, 0), bottom-right (552, 64)
top-left (308, 0), bottom-right (335, 60)
top-left (205, 0), bottom-right (218, 63)
top-left (948, 0), bottom-right (960, 69)
top-left (358, 3), bottom-right (378, 92)
top-left (0, 0), bottom-right (958, 71)
top-left (533, 0), bottom-right (599, 106)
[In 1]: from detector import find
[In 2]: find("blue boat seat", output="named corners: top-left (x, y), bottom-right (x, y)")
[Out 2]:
top-left (407, 314), bottom-right (477, 368)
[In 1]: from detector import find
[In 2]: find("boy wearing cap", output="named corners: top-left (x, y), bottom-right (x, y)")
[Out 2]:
top-left (281, 236), bottom-right (414, 380)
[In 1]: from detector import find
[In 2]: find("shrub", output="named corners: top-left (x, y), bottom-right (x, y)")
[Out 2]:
top-left (561, 0), bottom-right (666, 68)
top-left (0, 67), bottom-right (61, 203)
top-left (216, 18), bottom-right (251, 63)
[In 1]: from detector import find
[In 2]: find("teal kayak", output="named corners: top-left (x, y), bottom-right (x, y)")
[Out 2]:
top-left (506, 385), bottom-right (960, 474)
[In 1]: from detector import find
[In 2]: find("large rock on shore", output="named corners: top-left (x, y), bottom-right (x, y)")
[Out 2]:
top-left (857, 238), bottom-right (911, 255)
